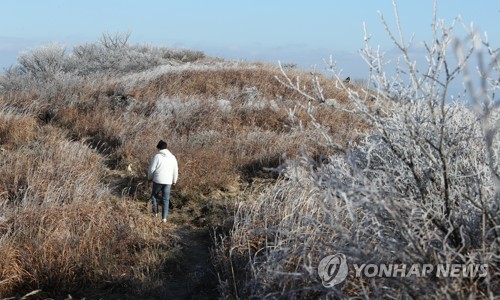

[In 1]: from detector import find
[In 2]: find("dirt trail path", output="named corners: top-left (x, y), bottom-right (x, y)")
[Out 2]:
top-left (162, 225), bottom-right (218, 299)
top-left (104, 170), bottom-right (223, 299)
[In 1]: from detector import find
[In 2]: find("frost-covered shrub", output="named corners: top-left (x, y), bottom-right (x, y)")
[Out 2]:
top-left (1, 44), bottom-right (70, 95)
top-left (222, 101), bottom-right (498, 298)
top-left (217, 2), bottom-right (499, 298)
top-left (0, 33), bottom-right (205, 96)
top-left (66, 32), bottom-right (204, 75)
top-left (15, 43), bottom-right (67, 80)
top-left (68, 43), bottom-right (204, 75)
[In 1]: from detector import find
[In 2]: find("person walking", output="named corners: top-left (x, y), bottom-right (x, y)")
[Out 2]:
top-left (147, 140), bottom-right (178, 223)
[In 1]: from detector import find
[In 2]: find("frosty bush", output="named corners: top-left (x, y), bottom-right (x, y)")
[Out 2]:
top-left (1, 32), bottom-right (205, 93)
top-left (69, 40), bottom-right (204, 75)
top-left (15, 43), bottom-right (67, 80)
top-left (0, 43), bottom-right (69, 95)
top-left (218, 1), bottom-right (499, 298)
top-left (67, 32), bottom-right (204, 75)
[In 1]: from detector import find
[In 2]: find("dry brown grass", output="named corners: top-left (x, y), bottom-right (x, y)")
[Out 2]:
top-left (0, 111), bottom-right (37, 148)
top-left (0, 113), bottom-right (177, 297)
top-left (95, 64), bottom-right (368, 196)
top-left (0, 55), bottom-right (370, 298)
top-left (0, 200), bottom-right (176, 297)
top-left (129, 64), bottom-right (359, 103)
top-left (0, 127), bottom-right (105, 207)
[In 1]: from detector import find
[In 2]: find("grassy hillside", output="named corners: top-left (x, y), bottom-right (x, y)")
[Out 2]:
top-left (0, 35), bottom-right (367, 298)
top-left (1, 15), bottom-right (498, 298)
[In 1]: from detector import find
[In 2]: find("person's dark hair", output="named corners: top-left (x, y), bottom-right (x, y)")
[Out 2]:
top-left (156, 140), bottom-right (168, 150)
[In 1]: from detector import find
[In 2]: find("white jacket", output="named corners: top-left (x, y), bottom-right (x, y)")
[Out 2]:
top-left (147, 149), bottom-right (178, 184)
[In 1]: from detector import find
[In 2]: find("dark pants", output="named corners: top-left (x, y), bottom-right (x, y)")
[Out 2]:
top-left (151, 182), bottom-right (172, 220)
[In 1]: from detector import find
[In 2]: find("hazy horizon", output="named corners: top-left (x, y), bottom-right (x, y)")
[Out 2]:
top-left (1, 1), bottom-right (498, 80)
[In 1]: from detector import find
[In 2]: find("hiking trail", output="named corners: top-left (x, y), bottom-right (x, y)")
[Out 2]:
top-left (161, 225), bottom-right (217, 299)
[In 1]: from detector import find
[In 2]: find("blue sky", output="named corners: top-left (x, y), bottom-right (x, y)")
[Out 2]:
top-left (0, 0), bottom-right (498, 79)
